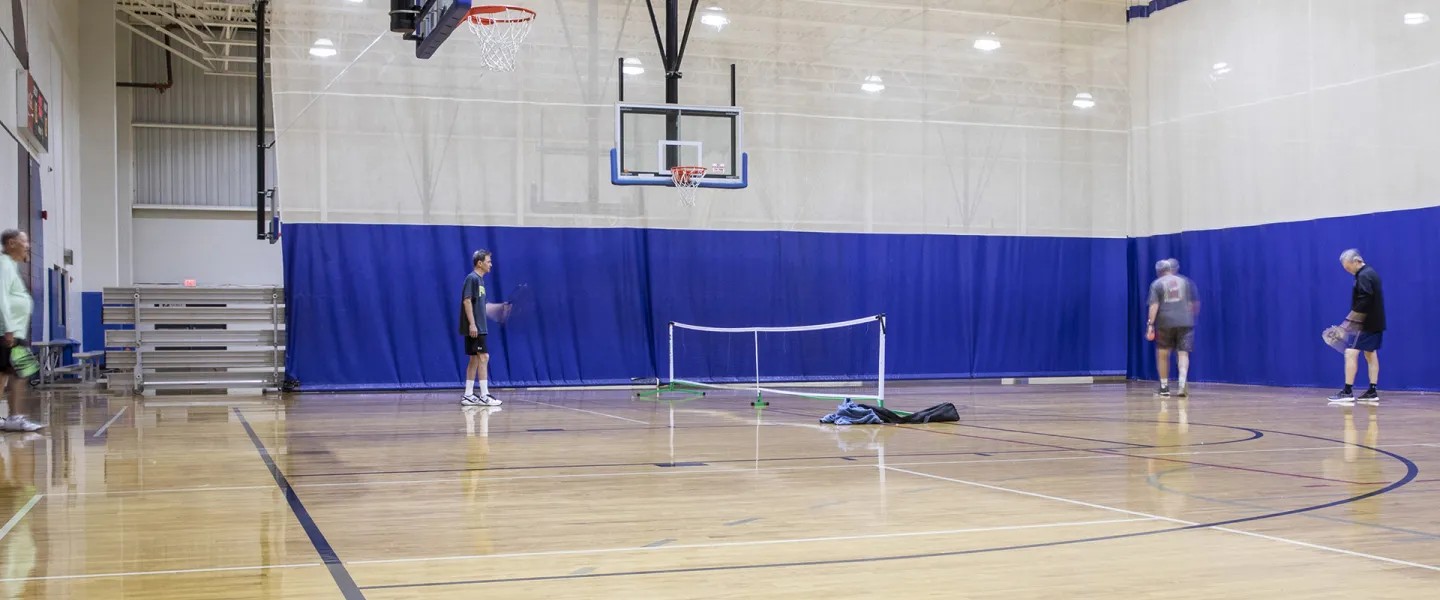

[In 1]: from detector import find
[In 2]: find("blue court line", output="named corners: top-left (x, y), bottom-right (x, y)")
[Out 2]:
top-left (949, 422), bottom-right (1155, 448)
top-left (1147, 466), bottom-right (1440, 541)
top-left (235, 409), bottom-right (365, 600)
top-left (643, 539), bottom-right (676, 548)
top-left (357, 426), bottom-right (1419, 591)
top-left (655, 462), bottom-right (708, 468)
top-left (724, 518), bottom-right (760, 527)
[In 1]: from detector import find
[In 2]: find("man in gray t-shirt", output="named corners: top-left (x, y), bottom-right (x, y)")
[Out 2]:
top-left (1146, 258), bottom-right (1199, 397)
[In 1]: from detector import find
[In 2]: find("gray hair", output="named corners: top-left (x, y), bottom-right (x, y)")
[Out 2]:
top-left (1154, 258), bottom-right (1178, 275)
top-left (1340, 249), bottom-right (1363, 264)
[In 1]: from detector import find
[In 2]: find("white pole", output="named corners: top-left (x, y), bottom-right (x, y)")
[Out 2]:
top-left (668, 322), bottom-right (675, 384)
top-left (877, 315), bottom-right (887, 407)
top-left (754, 330), bottom-right (761, 401)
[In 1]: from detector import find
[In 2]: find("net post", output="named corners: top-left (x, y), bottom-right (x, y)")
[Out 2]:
top-left (750, 330), bottom-right (767, 407)
top-left (668, 321), bottom-right (675, 384)
top-left (877, 314), bottom-right (886, 408)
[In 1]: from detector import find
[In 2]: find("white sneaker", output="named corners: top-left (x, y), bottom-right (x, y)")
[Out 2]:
top-left (2, 415), bottom-right (44, 432)
top-left (480, 394), bottom-right (502, 406)
top-left (460, 394), bottom-right (485, 406)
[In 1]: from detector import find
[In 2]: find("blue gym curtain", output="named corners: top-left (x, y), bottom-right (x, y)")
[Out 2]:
top-left (1128, 205), bottom-right (1440, 391)
top-left (283, 223), bottom-right (1128, 391)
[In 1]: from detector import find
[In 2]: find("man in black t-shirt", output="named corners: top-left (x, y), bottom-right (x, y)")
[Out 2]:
top-left (460, 250), bottom-right (508, 406)
top-left (1329, 249), bottom-right (1385, 404)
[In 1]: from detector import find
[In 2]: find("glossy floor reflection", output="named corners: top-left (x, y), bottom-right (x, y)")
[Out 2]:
top-left (1, 381), bottom-right (1439, 598)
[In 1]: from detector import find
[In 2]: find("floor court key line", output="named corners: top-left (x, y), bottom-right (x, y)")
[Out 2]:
top-left (883, 467), bottom-right (1440, 573)
top-left (0, 519), bottom-right (1157, 582)
top-left (348, 518), bottom-right (1156, 570)
top-left (94, 405), bottom-right (128, 437)
top-left (61, 442), bottom-right (1423, 498)
top-left (234, 409), bottom-right (367, 600)
top-left (509, 398), bottom-right (648, 424)
top-left (904, 424), bottom-right (1372, 485)
top-left (0, 493), bottom-right (42, 542)
top-left (0, 562), bottom-right (324, 583)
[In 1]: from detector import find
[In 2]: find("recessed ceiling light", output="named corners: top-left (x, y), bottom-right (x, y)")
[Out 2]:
top-left (861, 75), bottom-right (885, 93)
top-left (309, 38), bottom-right (337, 57)
top-left (623, 57), bottom-right (644, 76)
top-left (1072, 92), bottom-right (1095, 109)
top-left (1404, 12), bottom-right (1430, 25)
top-left (700, 7), bottom-right (729, 30)
top-left (973, 37), bottom-right (1001, 52)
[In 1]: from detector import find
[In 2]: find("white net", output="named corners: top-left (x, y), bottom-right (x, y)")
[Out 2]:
top-left (670, 166), bottom-right (707, 207)
top-left (465, 6), bottom-right (536, 72)
top-left (668, 315), bottom-right (887, 404)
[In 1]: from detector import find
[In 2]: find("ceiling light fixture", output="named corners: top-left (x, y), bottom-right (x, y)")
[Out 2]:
top-left (700, 7), bottom-right (729, 30)
top-left (309, 38), bottom-right (337, 58)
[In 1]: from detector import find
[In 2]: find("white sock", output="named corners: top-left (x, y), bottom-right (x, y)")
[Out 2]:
top-left (1161, 378), bottom-right (1170, 388)
top-left (480, 379), bottom-right (489, 396)
top-left (465, 380), bottom-right (474, 396)
top-left (1179, 373), bottom-right (1187, 388)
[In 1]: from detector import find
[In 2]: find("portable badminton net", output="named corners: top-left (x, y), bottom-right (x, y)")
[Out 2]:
top-left (650, 315), bottom-right (887, 407)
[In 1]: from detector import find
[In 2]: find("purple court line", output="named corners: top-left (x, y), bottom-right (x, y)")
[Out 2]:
top-left (270, 422), bottom-right (772, 440)
top-left (902, 425), bottom-right (1380, 485)
top-left (357, 426), bottom-right (1423, 590)
top-left (284, 447), bottom-right (1084, 479)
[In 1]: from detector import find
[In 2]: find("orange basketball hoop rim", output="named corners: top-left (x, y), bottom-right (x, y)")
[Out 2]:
top-left (464, 5), bottom-right (537, 26)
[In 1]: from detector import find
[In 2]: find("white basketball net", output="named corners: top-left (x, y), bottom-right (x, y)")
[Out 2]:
top-left (671, 167), bottom-right (707, 206)
top-left (465, 7), bottom-right (536, 72)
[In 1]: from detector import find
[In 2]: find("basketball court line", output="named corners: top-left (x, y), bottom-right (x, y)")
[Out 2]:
top-left (885, 466), bottom-right (1440, 572)
top-left (345, 517), bottom-right (1157, 567)
top-left (0, 493), bottom-right (42, 542)
top-left (0, 518), bottom-right (1155, 583)
top-left (62, 442), bottom-right (1438, 498)
top-left (0, 562), bottom-right (326, 583)
top-left (507, 398), bottom-right (649, 424)
top-left (1147, 466), bottom-right (1440, 541)
top-left (903, 423), bottom-right (1380, 485)
top-left (93, 405), bottom-right (127, 437)
top-left (234, 409), bottom-right (364, 599)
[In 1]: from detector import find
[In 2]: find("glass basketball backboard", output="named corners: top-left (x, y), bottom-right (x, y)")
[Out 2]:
top-left (610, 103), bottom-right (748, 189)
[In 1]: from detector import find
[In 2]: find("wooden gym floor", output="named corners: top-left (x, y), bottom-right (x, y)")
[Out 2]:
top-left (2, 381), bottom-right (1439, 598)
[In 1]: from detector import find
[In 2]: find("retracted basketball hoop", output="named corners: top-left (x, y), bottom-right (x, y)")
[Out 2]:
top-left (670, 166), bottom-right (708, 206)
top-left (463, 5), bottom-right (536, 72)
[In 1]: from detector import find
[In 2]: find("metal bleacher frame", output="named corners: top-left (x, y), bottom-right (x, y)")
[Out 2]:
top-left (102, 285), bottom-right (286, 394)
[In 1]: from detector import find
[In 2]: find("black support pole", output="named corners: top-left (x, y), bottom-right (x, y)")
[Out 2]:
top-left (618, 57), bottom-right (625, 101)
top-left (255, 0), bottom-right (268, 240)
top-left (664, 0), bottom-right (679, 169)
top-left (730, 63), bottom-right (736, 106)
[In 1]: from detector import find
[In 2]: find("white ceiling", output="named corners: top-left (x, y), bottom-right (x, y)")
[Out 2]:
top-left (118, 0), bottom-right (1131, 126)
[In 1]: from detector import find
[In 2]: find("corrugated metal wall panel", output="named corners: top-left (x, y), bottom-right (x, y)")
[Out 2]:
top-left (133, 128), bottom-right (275, 208)
top-left (130, 35), bottom-right (275, 207)
top-left (131, 34), bottom-right (273, 127)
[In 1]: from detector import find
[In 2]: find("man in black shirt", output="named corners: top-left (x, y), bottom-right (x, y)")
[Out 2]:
top-left (1329, 249), bottom-right (1384, 404)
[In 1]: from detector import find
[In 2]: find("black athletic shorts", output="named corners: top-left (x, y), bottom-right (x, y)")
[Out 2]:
top-left (0, 337), bottom-right (23, 375)
top-left (465, 334), bottom-right (488, 356)
top-left (1155, 327), bottom-right (1194, 352)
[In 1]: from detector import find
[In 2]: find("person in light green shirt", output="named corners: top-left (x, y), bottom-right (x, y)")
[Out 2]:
top-left (0, 230), bottom-right (40, 432)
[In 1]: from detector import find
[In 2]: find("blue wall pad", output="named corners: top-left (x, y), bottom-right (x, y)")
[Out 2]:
top-left (1128, 204), bottom-right (1440, 392)
top-left (283, 223), bottom-right (1128, 391)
